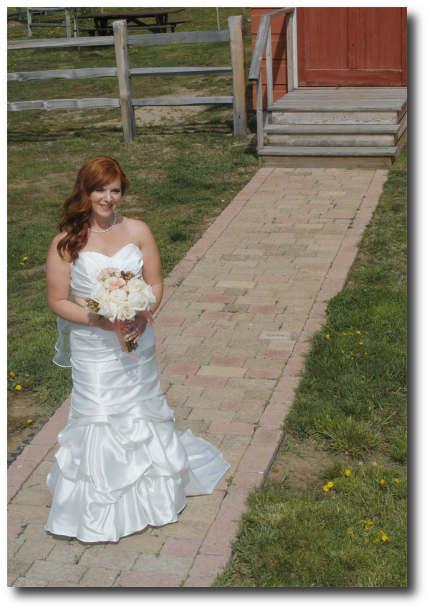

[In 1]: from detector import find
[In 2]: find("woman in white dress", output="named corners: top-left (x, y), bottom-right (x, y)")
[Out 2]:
top-left (44, 156), bottom-right (229, 543)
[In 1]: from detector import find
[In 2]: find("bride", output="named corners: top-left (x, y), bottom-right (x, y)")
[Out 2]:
top-left (44, 156), bottom-right (229, 543)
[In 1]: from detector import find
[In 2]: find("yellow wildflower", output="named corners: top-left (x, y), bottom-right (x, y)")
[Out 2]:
top-left (326, 334), bottom-right (330, 339)
top-left (367, 521), bottom-right (373, 525)
top-left (380, 479), bottom-right (385, 485)
top-left (342, 332), bottom-right (347, 335)
top-left (356, 331), bottom-right (361, 334)
top-left (374, 538), bottom-right (380, 543)
top-left (323, 485), bottom-right (330, 492)
top-left (27, 419), bottom-right (32, 424)
top-left (381, 530), bottom-right (390, 542)
top-left (22, 256), bottom-right (28, 261)
top-left (359, 341), bottom-right (363, 345)
top-left (394, 479), bottom-right (399, 484)
top-left (365, 352), bottom-right (368, 355)
top-left (9, 372), bottom-right (15, 376)
top-left (347, 529), bottom-right (354, 536)
top-left (345, 469), bottom-right (351, 476)
top-left (20, 262), bottom-right (24, 266)
top-left (15, 385), bottom-right (22, 390)
top-left (24, 373), bottom-right (29, 377)
top-left (360, 519), bottom-right (367, 524)
top-left (327, 481), bottom-right (334, 488)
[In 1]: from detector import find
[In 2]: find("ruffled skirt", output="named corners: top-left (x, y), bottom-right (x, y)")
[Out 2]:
top-left (45, 323), bottom-right (230, 543)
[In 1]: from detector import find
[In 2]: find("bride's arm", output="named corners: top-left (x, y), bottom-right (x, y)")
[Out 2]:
top-left (46, 234), bottom-right (113, 329)
top-left (137, 222), bottom-right (164, 315)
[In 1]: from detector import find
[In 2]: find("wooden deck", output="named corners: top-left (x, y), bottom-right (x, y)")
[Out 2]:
top-left (260, 87), bottom-right (407, 168)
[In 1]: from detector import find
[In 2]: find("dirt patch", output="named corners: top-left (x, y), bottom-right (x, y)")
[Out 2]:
top-left (7, 393), bottom-right (47, 462)
top-left (8, 171), bottom-right (76, 192)
top-left (267, 436), bottom-right (333, 490)
top-left (134, 104), bottom-right (208, 127)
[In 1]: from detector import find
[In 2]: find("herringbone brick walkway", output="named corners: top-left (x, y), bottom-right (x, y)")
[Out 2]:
top-left (7, 166), bottom-right (388, 587)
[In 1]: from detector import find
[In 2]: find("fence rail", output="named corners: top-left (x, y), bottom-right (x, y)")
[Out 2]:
top-left (7, 19), bottom-right (247, 141)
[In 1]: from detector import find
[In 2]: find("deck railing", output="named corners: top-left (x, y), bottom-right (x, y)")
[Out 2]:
top-left (249, 7), bottom-right (295, 151)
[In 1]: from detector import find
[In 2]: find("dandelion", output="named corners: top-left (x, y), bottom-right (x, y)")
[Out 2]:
top-left (356, 331), bottom-right (361, 334)
top-left (365, 352), bottom-right (368, 355)
top-left (327, 481), bottom-right (334, 488)
top-left (345, 469), bottom-right (351, 476)
top-left (394, 479), bottom-right (399, 484)
top-left (342, 332), bottom-right (347, 336)
top-left (27, 419), bottom-right (32, 424)
top-left (20, 262), bottom-right (24, 266)
top-left (9, 372), bottom-right (15, 377)
top-left (380, 479), bottom-right (385, 486)
top-left (347, 529), bottom-right (354, 536)
top-left (326, 334), bottom-right (330, 339)
top-left (374, 538), bottom-right (380, 543)
top-left (360, 519), bottom-right (367, 524)
top-left (380, 530), bottom-right (390, 542)
top-left (15, 385), bottom-right (22, 391)
top-left (323, 485), bottom-right (330, 492)
top-left (22, 256), bottom-right (28, 261)
top-left (367, 521), bottom-right (373, 525)
top-left (359, 341), bottom-right (363, 345)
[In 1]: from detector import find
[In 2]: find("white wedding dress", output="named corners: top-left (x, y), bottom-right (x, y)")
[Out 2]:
top-left (44, 243), bottom-right (230, 543)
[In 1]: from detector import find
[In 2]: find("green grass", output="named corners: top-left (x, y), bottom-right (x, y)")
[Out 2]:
top-left (213, 146), bottom-right (407, 588)
top-left (7, 7), bottom-right (257, 434)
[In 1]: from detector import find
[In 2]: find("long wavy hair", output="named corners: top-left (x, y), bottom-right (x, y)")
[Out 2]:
top-left (57, 157), bottom-right (129, 262)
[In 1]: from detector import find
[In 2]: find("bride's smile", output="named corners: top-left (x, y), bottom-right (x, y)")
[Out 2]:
top-left (89, 178), bottom-right (123, 225)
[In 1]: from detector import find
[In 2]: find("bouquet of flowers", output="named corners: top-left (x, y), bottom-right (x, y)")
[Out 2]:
top-left (86, 267), bottom-right (156, 357)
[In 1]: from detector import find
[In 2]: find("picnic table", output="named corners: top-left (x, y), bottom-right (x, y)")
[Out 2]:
top-left (77, 9), bottom-right (189, 36)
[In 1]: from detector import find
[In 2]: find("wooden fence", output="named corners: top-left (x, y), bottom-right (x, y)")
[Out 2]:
top-left (7, 18), bottom-right (247, 142)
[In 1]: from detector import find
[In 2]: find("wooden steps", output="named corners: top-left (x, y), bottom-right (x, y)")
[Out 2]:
top-left (259, 88), bottom-right (407, 168)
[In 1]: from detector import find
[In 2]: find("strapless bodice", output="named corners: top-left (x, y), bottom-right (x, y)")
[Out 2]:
top-left (70, 243), bottom-right (143, 299)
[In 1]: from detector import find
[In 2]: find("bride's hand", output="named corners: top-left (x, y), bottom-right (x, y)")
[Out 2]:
top-left (88, 314), bottom-right (116, 331)
top-left (123, 315), bottom-right (147, 343)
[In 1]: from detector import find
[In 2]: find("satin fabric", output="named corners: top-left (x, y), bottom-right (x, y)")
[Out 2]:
top-left (45, 243), bottom-right (230, 542)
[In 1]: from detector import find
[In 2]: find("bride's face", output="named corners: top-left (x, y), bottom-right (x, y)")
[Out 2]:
top-left (89, 178), bottom-right (123, 218)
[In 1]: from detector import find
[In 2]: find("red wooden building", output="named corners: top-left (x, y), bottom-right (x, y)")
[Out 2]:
top-left (249, 7), bottom-right (407, 167)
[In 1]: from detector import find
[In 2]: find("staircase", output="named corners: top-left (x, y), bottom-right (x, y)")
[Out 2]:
top-left (259, 88), bottom-right (407, 169)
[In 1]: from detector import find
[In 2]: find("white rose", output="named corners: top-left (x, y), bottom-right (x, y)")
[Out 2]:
top-left (109, 288), bottom-right (128, 304)
top-left (92, 283), bottom-right (110, 306)
top-left (116, 303), bottom-right (136, 321)
top-left (128, 291), bottom-right (146, 310)
top-left (127, 277), bottom-right (145, 292)
top-left (98, 303), bottom-right (111, 317)
top-left (142, 283), bottom-right (156, 304)
top-left (107, 302), bottom-right (119, 322)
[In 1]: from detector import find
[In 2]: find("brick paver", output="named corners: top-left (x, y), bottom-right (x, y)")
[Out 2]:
top-left (8, 166), bottom-right (387, 587)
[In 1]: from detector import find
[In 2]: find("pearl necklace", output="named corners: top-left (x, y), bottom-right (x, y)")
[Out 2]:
top-left (88, 212), bottom-right (117, 234)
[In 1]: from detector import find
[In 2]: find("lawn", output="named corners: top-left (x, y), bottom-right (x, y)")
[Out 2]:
top-left (213, 145), bottom-right (407, 588)
top-left (7, 7), bottom-right (257, 459)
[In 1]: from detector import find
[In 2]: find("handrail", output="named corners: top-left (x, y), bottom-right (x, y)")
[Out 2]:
top-left (249, 7), bottom-right (294, 81)
top-left (248, 7), bottom-right (295, 152)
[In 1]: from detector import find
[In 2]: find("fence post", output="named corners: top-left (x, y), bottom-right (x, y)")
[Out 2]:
top-left (113, 20), bottom-right (136, 143)
top-left (27, 9), bottom-right (32, 37)
top-left (65, 9), bottom-right (71, 38)
top-left (228, 15), bottom-right (247, 137)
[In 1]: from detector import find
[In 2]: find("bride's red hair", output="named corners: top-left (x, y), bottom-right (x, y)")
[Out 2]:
top-left (57, 156), bottom-right (129, 262)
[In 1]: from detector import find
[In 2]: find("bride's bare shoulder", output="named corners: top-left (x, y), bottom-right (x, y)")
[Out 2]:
top-left (122, 216), bottom-right (154, 240)
top-left (47, 232), bottom-right (72, 264)
top-left (50, 231), bottom-right (68, 247)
